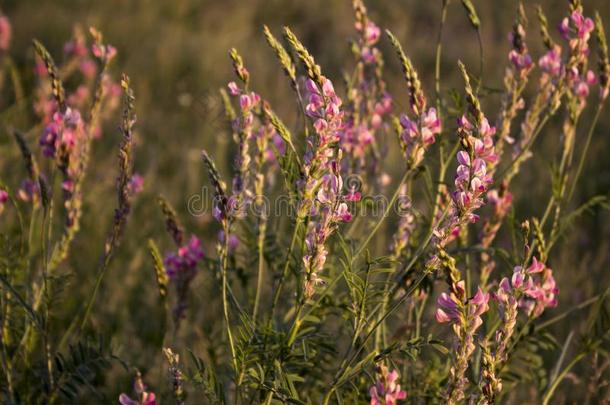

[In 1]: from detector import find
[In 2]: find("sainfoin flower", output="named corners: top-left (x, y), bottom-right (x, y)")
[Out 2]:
top-left (436, 280), bottom-right (489, 404)
top-left (370, 364), bottom-right (407, 405)
top-left (127, 173), bottom-right (144, 196)
top-left (560, 10), bottom-right (595, 51)
top-left (399, 106), bottom-right (441, 167)
top-left (0, 189), bottom-right (8, 215)
top-left (164, 236), bottom-right (204, 279)
top-left (539, 45), bottom-right (562, 78)
top-left (18, 179), bottom-right (40, 204)
top-left (0, 15), bottom-right (11, 51)
top-left (300, 76), bottom-right (354, 299)
top-left (119, 371), bottom-right (156, 405)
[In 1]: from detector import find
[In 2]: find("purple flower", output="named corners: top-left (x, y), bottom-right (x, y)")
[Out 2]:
top-left (127, 174), bottom-right (144, 196)
top-left (218, 230), bottom-right (239, 252)
top-left (119, 372), bottom-right (156, 405)
top-left (164, 236), bottom-right (204, 279)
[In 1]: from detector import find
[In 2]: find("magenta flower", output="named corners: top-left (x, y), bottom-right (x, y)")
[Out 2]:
top-left (494, 257), bottom-right (558, 319)
top-left (539, 45), bottom-right (563, 77)
top-left (119, 372), bottom-right (156, 405)
top-left (127, 174), bottom-right (144, 196)
top-left (164, 236), bottom-right (204, 279)
top-left (370, 365), bottom-right (407, 405)
top-left (0, 15), bottom-right (11, 51)
top-left (0, 189), bottom-right (8, 215)
top-left (39, 108), bottom-right (83, 159)
top-left (560, 10), bottom-right (595, 57)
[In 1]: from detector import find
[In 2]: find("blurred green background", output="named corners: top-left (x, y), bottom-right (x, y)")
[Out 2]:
top-left (1, 0), bottom-right (609, 402)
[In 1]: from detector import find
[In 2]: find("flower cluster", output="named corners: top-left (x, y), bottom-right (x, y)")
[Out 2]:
top-left (164, 236), bottom-right (204, 280)
top-left (119, 371), bottom-right (157, 405)
top-left (228, 80), bottom-right (262, 208)
top-left (539, 45), bottom-right (563, 78)
top-left (300, 76), bottom-right (356, 299)
top-left (480, 257), bottom-right (558, 402)
top-left (342, 1), bottom-right (393, 179)
top-left (436, 281), bottom-right (490, 404)
top-left (39, 107), bottom-right (83, 161)
top-left (369, 364), bottom-right (407, 405)
top-left (298, 76), bottom-right (345, 219)
top-left (398, 107), bottom-right (441, 167)
top-left (508, 22), bottom-right (533, 73)
top-left (164, 236), bottom-right (204, 322)
top-left (500, 257), bottom-right (558, 318)
top-left (303, 161), bottom-right (356, 299)
top-left (431, 111), bottom-right (496, 260)
top-left (436, 282), bottom-right (490, 330)
top-left (559, 9), bottom-right (595, 55)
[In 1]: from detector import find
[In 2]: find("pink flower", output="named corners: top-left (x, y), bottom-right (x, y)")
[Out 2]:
top-left (364, 22), bottom-right (381, 45)
top-left (0, 15), bottom-right (11, 51)
top-left (370, 365), bottom-right (407, 405)
top-left (127, 174), bottom-right (144, 196)
top-left (509, 50), bottom-right (533, 71)
top-left (334, 202), bottom-right (352, 222)
top-left (119, 372), bottom-right (156, 405)
top-left (228, 81), bottom-right (240, 96)
top-left (539, 46), bottom-right (562, 77)
top-left (0, 189), bottom-right (8, 215)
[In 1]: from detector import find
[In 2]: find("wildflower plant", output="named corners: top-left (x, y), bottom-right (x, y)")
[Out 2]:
top-left (0, 1), bottom-right (609, 404)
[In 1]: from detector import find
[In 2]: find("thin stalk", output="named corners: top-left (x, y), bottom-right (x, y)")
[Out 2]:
top-left (270, 217), bottom-right (302, 320)
top-left (252, 214), bottom-right (267, 322)
top-left (542, 352), bottom-right (587, 405)
top-left (351, 168), bottom-right (411, 264)
top-left (220, 222), bottom-right (239, 378)
top-left (435, 0), bottom-right (449, 112)
top-left (567, 104), bottom-right (603, 202)
top-left (496, 111), bottom-right (552, 184)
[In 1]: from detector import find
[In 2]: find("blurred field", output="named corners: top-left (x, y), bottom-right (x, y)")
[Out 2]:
top-left (1, 0), bottom-right (610, 402)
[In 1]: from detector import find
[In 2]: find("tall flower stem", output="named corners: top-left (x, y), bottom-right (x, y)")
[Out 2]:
top-left (220, 222), bottom-right (239, 379)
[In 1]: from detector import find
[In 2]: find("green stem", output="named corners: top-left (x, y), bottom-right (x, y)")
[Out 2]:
top-left (496, 111), bottom-right (552, 184)
top-left (220, 222), bottom-right (239, 378)
top-left (567, 104), bottom-right (604, 202)
top-left (252, 215), bottom-right (267, 322)
top-left (351, 168), bottom-right (411, 265)
top-left (270, 218), bottom-right (302, 320)
top-left (542, 352), bottom-right (586, 405)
